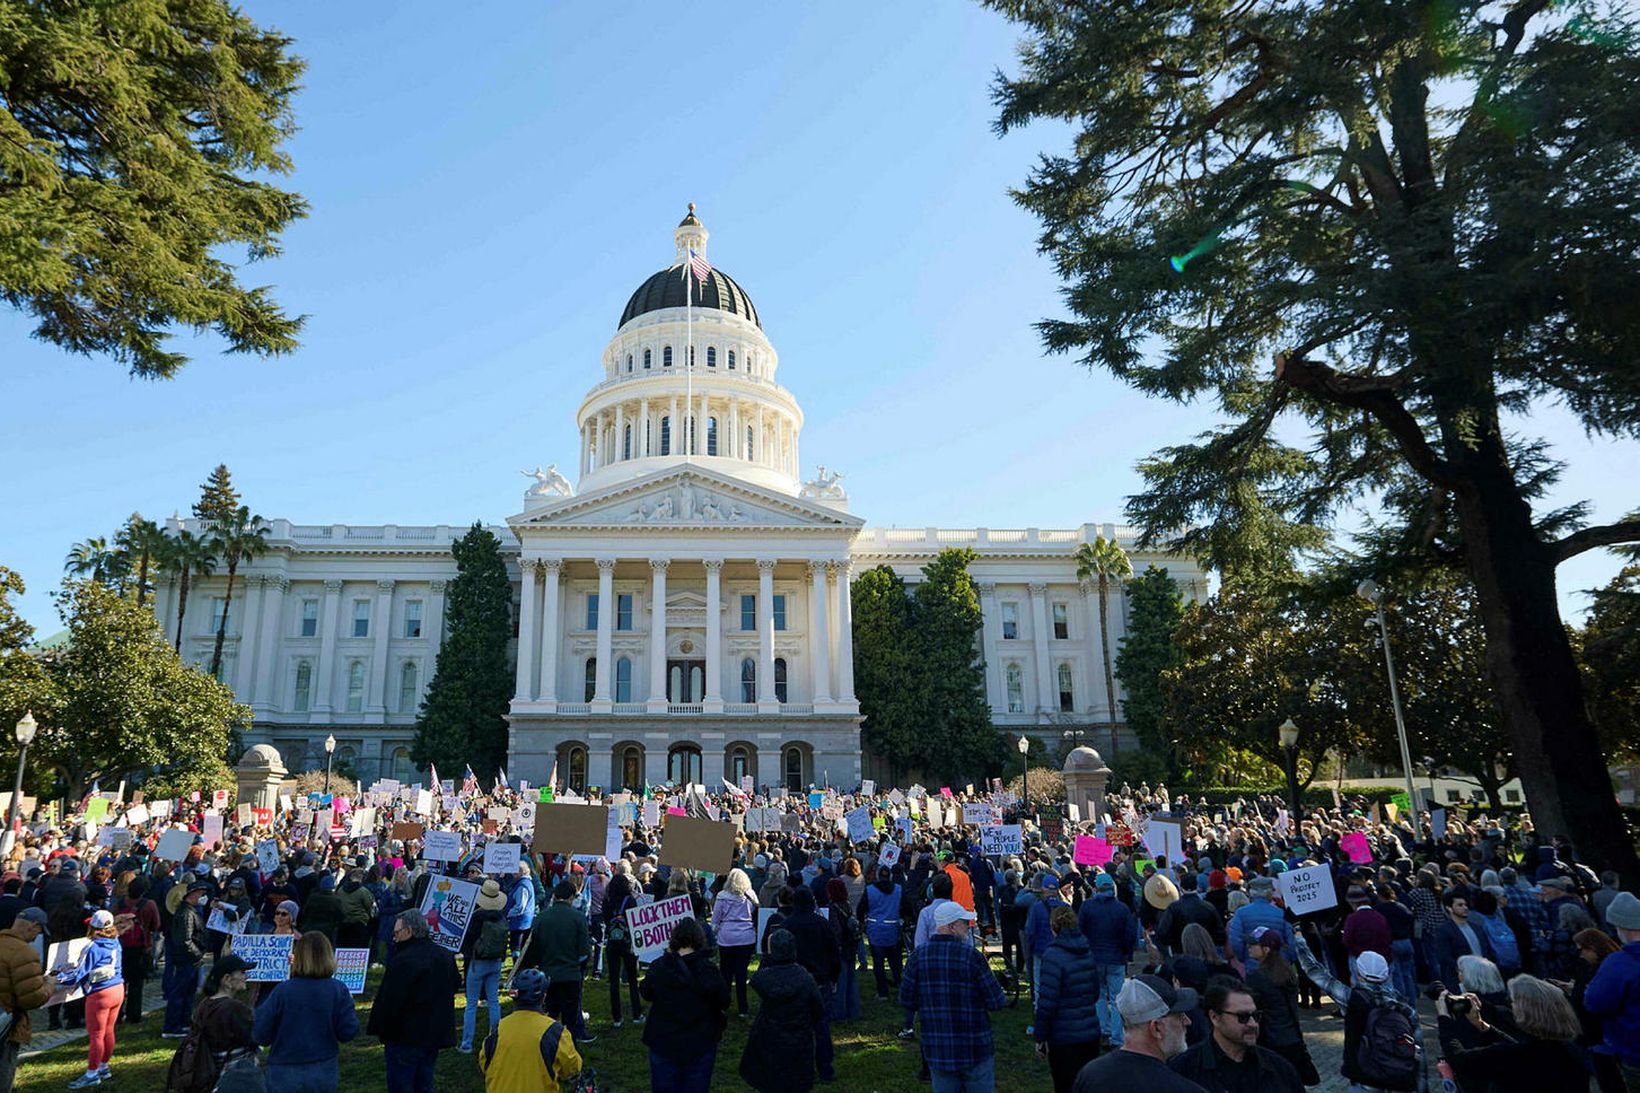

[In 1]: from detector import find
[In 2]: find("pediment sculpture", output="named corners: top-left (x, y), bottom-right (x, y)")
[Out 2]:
top-left (523, 464), bottom-right (574, 499)
top-left (799, 464), bottom-right (846, 501)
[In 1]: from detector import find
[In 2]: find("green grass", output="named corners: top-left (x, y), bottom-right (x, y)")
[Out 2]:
top-left (19, 952), bottom-right (1050, 1092)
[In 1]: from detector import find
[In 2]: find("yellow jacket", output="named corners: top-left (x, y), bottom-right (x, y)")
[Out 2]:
top-left (479, 1007), bottom-right (581, 1093)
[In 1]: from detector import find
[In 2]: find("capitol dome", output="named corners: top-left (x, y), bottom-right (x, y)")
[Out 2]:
top-left (617, 207), bottom-right (761, 330)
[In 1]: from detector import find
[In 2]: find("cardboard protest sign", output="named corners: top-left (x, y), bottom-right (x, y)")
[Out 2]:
top-left (962, 803), bottom-right (996, 826)
top-left (980, 824), bottom-right (1023, 857)
top-left (844, 805), bottom-right (874, 843)
top-left (1073, 835), bottom-right (1114, 867)
top-left (422, 830), bottom-right (463, 862)
top-left (390, 821), bottom-right (425, 842)
top-left (1104, 820), bottom-right (1133, 847)
top-left (861, 779), bottom-right (875, 796)
top-left (1275, 863), bottom-right (1338, 915)
top-left (333, 949), bottom-right (370, 994)
top-left (1340, 832), bottom-right (1373, 864)
top-left (202, 813), bottom-right (224, 848)
top-left (154, 829), bottom-right (195, 861)
top-left (44, 939), bottom-right (91, 1006)
top-left (625, 894), bottom-right (694, 963)
top-left (513, 803), bottom-right (536, 831)
top-left (419, 876), bottom-right (480, 953)
top-left (658, 814), bottom-right (737, 873)
top-left (124, 803), bottom-right (150, 827)
top-left (532, 802), bottom-right (611, 856)
top-left (236, 803), bottom-right (254, 827)
top-left (231, 934), bottom-right (294, 982)
top-left (483, 842), bottom-right (522, 876)
top-left (878, 842), bottom-right (902, 869)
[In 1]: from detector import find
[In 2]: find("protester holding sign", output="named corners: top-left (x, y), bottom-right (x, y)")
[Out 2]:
top-left (54, 909), bottom-right (124, 1089)
top-left (252, 931), bottom-right (360, 1093)
top-left (640, 916), bottom-right (730, 1092)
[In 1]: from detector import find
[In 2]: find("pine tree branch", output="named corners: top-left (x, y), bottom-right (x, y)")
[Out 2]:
top-left (1552, 520), bottom-right (1640, 564)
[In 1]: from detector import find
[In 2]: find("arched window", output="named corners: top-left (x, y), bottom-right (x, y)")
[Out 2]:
top-left (643, 348), bottom-right (652, 369)
top-left (774, 657), bottom-right (788, 703)
top-left (625, 353), bottom-right (633, 373)
top-left (706, 346), bottom-right (716, 367)
top-left (620, 745), bottom-right (642, 790)
top-left (398, 661), bottom-right (418, 713)
top-left (784, 747), bottom-right (803, 791)
top-left (663, 346), bottom-right (673, 367)
top-left (740, 658), bottom-right (756, 702)
top-left (390, 746), bottom-right (415, 784)
top-left (727, 349), bottom-right (736, 370)
top-left (568, 745), bottom-right (587, 794)
top-left (1006, 663), bottom-right (1024, 714)
top-left (660, 415), bottom-right (671, 456)
top-left (583, 657), bottom-right (596, 702)
top-left (707, 417), bottom-right (718, 456)
top-left (615, 656), bottom-right (632, 702)
top-left (1058, 663), bottom-right (1075, 713)
top-left (293, 660), bottom-right (312, 712)
top-left (688, 345), bottom-right (695, 367)
top-left (622, 423), bottom-right (632, 461)
top-left (746, 425), bottom-right (755, 460)
top-left (668, 745), bottom-right (702, 785)
top-left (728, 746), bottom-right (752, 785)
top-left (346, 660), bottom-right (366, 713)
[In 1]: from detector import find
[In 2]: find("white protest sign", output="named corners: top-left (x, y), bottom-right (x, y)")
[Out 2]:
top-left (482, 842), bottom-right (522, 876)
top-left (1275, 863), bottom-right (1338, 916)
top-left (625, 893), bottom-right (694, 963)
top-left (844, 805), bottom-right (874, 844)
top-left (154, 829), bottom-right (195, 861)
top-left (962, 803), bottom-right (997, 826)
top-left (642, 800), bottom-right (661, 828)
top-left (201, 813), bottom-right (224, 848)
top-left (420, 876), bottom-right (480, 952)
top-left (1067, 802), bottom-right (1082, 823)
top-left (207, 906), bottom-right (249, 936)
top-left (231, 934), bottom-right (294, 981)
top-left (124, 803), bottom-right (150, 827)
top-left (423, 830), bottom-right (463, 862)
top-left (256, 839), bottom-right (281, 875)
top-left (980, 824), bottom-right (1023, 857)
top-left (861, 779), bottom-right (876, 797)
top-left (1144, 821), bottom-right (1184, 864)
top-left (878, 842), bottom-right (902, 869)
top-left (889, 788), bottom-right (905, 805)
top-left (513, 803), bottom-right (535, 832)
top-left (414, 789), bottom-right (434, 816)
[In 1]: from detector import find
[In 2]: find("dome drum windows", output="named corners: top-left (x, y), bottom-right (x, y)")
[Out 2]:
top-left (644, 348), bottom-right (652, 369)
top-left (663, 346), bottom-right (673, 367)
top-left (706, 346), bottom-right (716, 368)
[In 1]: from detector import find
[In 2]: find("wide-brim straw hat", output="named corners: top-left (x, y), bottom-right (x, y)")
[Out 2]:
top-left (1145, 873), bottom-right (1181, 910)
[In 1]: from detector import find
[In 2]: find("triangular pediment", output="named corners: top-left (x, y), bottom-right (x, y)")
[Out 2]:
top-left (507, 466), bottom-right (863, 531)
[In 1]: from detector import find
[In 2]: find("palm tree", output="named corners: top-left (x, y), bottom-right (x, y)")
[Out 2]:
top-left (64, 536), bottom-right (125, 585)
top-left (1074, 536), bottom-right (1133, 750)
top-left (114, 514), bottom-right (163, 607)
top-left (159, 530), bottom-right (217, 653)
top-left (205, 505), bottom-right (270, 679)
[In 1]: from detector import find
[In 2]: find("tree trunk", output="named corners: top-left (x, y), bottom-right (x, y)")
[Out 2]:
top-left (135, 550), bottom-right (150, 608)
top-left (210, 561), bottom-right (237, 679)
top-left (1454, 458), bottom-right (1640, 885)
top-left (174, 571), bottom-right (191, 651)
top-left (1098, 578), bottom-right (1118, 742)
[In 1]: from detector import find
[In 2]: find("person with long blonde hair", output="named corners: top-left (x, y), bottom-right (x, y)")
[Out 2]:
top-left (712, 868), bottom-right (759, 1018)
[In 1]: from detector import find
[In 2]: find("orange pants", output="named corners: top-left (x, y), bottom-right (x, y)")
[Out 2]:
top-left (84, 984), bottom-right (124, 1071)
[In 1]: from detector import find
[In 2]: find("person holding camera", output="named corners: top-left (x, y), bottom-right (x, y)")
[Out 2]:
top-left (1438, 974), bottom-right (1588, 1091)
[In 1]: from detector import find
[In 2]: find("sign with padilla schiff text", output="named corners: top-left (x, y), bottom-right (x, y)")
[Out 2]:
top-left (1275, 863), bottom-right (1338, 916)
top-left (625, 893), bottom-right (695, 963)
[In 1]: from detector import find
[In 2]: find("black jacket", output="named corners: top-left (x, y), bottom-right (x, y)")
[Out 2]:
top-left (640, 949), bottom-right (729, 1063)
top-left (1157, 892), bottom-right (1225, 947)
top-left (780, 909), bottom-right (841, 986)
top-left (366, 935), bottom-right (460, 1048)
top-left (1440, 1016), bottom-right (1590, 1093)
top-left (172, 904), bottom-right (207, 964)
top-left (1169, 1036), bottom-right (1306, 1093)
top-left (1244, 966), bottom-right (1304, 1050)
top-left (739, 958), bottom-right (823, 1093)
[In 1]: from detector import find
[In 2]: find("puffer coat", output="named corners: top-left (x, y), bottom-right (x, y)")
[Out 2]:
top-left (739, 957), bottom-right (824, 1092)
top-left (1034, 930), bottom-right (1102, 1046)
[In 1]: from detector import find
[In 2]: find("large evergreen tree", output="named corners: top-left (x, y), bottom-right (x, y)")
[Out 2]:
top-left (1114, 565), bottom-right (1184, 773)
top-left (412, 525), bottom-right (512, 779)
top-left (0, 0), bottom-right (307, 378)
top-left (852, 565), bottom-right (923, 784)
top-left (989, 0), bottom-right (1640, 878)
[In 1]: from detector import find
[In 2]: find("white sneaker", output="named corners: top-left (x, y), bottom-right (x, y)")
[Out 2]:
top-left (66, 1072), bottom-right (101, 1089)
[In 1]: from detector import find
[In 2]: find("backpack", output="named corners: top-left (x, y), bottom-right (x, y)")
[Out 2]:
top-left (165, 1001), bottom-right (225, 1092)
top-left (1356, 998), bottom-right (1419, 1090)
top-left (1478, 911), bottom-right (1520, 969)
top-left (475, 915), bottom-right (509, 961)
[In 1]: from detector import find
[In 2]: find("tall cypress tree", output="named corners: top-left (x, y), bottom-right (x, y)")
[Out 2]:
top-left (913, 548), bottom-right (1004, 783)
top-left (1114, 565), bottom-right (1184, 775)
top-left (412, 525), bottom-right (512, 779)
top-left (852, 565), bottom-right (922, 784)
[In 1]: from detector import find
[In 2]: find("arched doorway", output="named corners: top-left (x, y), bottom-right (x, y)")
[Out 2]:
top-left (668, 744), bottom-right (702, 785)
top-left (614, 742), bottom-right (645, 791)
top-left (782, 744), bottom-right (811, 792)
top-left (725, 742), bottom-right (756, 788)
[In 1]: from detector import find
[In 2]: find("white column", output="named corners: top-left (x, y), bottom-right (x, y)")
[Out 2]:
top-left (234, 574), bottom-right (267, 700)
top-left (832, 561), bottom-right (856, 705)
top-left (426, 579), bottom-right (448, 656)
top-left (592, 558), bottom-right (615, 710)
top-left (669, 396), bottom-right (679, 454)
top-left (703, 559), bottom-right (724, 713)
top-left (978, 583), bottom-right (1004, 715)
top-left (647, 559), bottom-right (669, 712)
top-left (614, 403), bottom-right (625, 462)
top-left (729, 401), bottom-right (740, 461)
top-left (757, 559), bottom-right (778, 712)
top-left (580, 422), bottom-right (589, 476)
top-left (514, 562), bottom-right (538, 701)
top-left (597, 411), bottom-right (608, 467)
top-left (537, 561), bottom-right (561, 706)
top-left (1030, 583), bottom-right (1053, 718)
top-left (366, 579), bottom-right (395, 717)
top-left (699, 393), bottom-right (709, 455)
top-left (252, 577), bottom-right (288, 712)
top-left (808, 562), bottom-right (832, 703)
top-left (639, 398), bottom-right (650, 456)
top-left (312, 580), bottom-right (343, 714)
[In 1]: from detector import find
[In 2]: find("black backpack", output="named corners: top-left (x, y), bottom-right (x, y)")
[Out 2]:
top-left (475, 915), bottom-right (509, 961)
top-left (165, 1000), bottom-right (225, 1092)
top-left (1355, 997), bottom-right (1419, 1090)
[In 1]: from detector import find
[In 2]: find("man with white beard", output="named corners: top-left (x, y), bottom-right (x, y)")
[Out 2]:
top-left (1071, 973), bottom-right (1208, 1092)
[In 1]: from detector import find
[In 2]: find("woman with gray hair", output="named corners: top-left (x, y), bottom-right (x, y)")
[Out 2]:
top-left (1439, 974), bottom-right (1588, 1091)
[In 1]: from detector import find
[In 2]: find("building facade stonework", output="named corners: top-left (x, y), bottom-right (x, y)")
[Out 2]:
top-left (158, 211), bottom-right (1204, 791)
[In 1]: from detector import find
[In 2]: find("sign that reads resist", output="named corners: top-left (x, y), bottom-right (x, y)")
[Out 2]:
top-left (1275, 863), bottom-right (1338, 916)
top-left (624, 893), bottom-right (695, 963)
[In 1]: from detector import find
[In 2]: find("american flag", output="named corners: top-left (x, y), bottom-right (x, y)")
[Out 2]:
top-left (496, 767), bottom-right (510, 791)
top-left (462, 765), bottom-right (479, 796)
top-left (683, 247), bottom-right (711, 283)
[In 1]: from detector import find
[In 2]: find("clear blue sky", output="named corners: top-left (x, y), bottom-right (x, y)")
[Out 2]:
top-left (3, 2), bottom-right (1634, 636)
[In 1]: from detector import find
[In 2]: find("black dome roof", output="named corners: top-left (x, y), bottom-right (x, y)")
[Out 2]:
top-left (619, 266), bottom-right (761, 330)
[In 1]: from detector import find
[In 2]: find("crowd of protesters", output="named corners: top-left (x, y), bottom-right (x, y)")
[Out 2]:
top-left (0, 772), bottom-right (1635, 1092)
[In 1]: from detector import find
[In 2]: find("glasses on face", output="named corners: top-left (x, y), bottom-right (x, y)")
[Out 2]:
top-left (275, 911), bottom-right (291, 917)
top-left (1216, 1009), bottom-right (1262, 1025)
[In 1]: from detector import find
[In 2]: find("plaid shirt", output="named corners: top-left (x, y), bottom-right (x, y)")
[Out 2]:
top-left (1508, 885), bottom-right (1550, 951)
top-left (899, 934), bottom-right (1008, 1072)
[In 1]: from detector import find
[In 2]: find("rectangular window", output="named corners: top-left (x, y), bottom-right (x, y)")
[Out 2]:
top-left (585, 593), bottom-right (599, 631)
top-left (740, 594), bottom-right (756, 631)
top-left (616, 593), bottom-right (633, 631)
top-left (1053, 602), bottom-right (1069, 640)
top-left (404, 600), bottom-right (423, 639)
top-left (300, 599), bottom-right (319, 637)
top-left (1007, 676), bottom-right (1023, 714)
top-left (1444, 788), bottom-right (1460, 802)
top-left (772, 595), bottom-right (787, 631)
top-left (210, 597), bottom-right (229, 632)
top-left (346, 662), bottom-right (365, 713)
top-left (1001, 602), bottom-right (1019, 640)
top-left (294, 664), bottom-right (312, 713)
top-left (352, 599), bottom-right (370, 638)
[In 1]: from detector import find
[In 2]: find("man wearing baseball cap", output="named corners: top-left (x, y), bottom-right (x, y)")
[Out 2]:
top-left (900, 900), bottom-right (1007, 1090)
top-left (0, 907), bottom-right (52, 1086)
top-left (1070, 973), bottom-right (1205, 1092)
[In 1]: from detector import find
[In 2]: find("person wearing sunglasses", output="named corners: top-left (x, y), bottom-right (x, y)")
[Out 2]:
top-left (1167, 981), bottom-right (1305, 1093)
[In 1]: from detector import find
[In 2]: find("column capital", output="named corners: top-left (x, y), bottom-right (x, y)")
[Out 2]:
top-left (376, 579), bottom-right (396, 595)
top-left (323, 579), bottom-right (343, 595)
top-left (808, 560), bottom-right (829, 578)
top-left (756, 558), bottom-right (778, 574)
top-left (1078, 579), bottom-right (1094, 596)
top-left (429, 579), bottom-right (448, 594)
top-left (595, 557), bottom-right (618, 573)
top-left (273, 576), bottom-right (291, 593)
top-left (702, 558), bottom-right (724, 573)
top-left (649, 558), bottom-right (671, 573)
top-left (1028, 582), bottom-right (1048, 596)
top-left (539, 558), bottom-right (563, 575)
top-left (976, 581), bottom-right (996, 597)
top-left (825, 559), bottom-right (849, 581)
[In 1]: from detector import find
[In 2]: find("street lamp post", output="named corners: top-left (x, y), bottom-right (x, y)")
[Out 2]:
top-left (1017, 735), bottom-right (1030, 813)
top-left (1358, 579), bottom-right (1421, 813)
top-left (7, 711), bottom-right (38, 840)
top-left (1278, 718), bottom-right (1302, 819)
top-left (323, 733), bottom-right (337, 795)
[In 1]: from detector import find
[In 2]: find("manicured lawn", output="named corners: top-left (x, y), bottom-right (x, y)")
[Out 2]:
top-left (20, 952), bottom-right (1048, 1091)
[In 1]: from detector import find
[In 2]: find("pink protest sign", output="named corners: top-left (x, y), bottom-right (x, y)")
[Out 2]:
top-left (1074, 835), bottom-right (1114, 866)
top-left (1341, 831), bottom-right (1372, 864)
top-left (666, 807), bottom-right (687, 817)
top-left (939, 787), bottom-right (954, 799)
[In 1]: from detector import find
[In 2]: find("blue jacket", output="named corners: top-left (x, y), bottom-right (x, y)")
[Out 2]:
top-left (1034, 931), bottom-right (1101, 1046)
top-left (506, 875), bottom-right (537, 931)
top-left (1025, 895), bottom-right (1065, 957)
top-left (1584, 941), bottom-right (1640, 1064)
top-left (253, 975), bottom-right (361, 1066)
top-left (1078, 893), bottom-right (1137, 966)
top-left (61, 935), bottom-right (122, 996)
top-left (863, 883), bottom-right (903, 948)
top-left (1228, 898), bottom-right (1292, 968)
top-left (1428, 916), bottom-right (1495, 992)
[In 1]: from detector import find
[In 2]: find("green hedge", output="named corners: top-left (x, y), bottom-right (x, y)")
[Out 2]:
top-left (1181, 785), bottom-right (1412, 808)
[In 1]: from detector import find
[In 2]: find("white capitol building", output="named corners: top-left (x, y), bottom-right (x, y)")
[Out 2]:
top-left (156, 210), bottom-right (1204, 792)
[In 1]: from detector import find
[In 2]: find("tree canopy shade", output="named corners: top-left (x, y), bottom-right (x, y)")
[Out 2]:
top-left (989, 0), bottom-right (1640, 879)
top-left (0, 0), bottom-right (308, 378)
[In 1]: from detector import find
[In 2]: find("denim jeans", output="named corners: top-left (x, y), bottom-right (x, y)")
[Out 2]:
top-left (1390, 939), bottom-right (1418, 1005)
top-left (461, 957), bottom-right (503, 1048)
top-left (931, 1054), bottom-right (996, 1093)
top-left (649, 1047), bottom-right (716, 1093)
top-left (161, 948), bottom-right (201, 1034)
top-left (1094, 964), bottom-right (1126, 1046)
top-left (265, 1058), bottom-right (340, 1093)
top-left (383, 1042), bottom-right (439, 1093)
